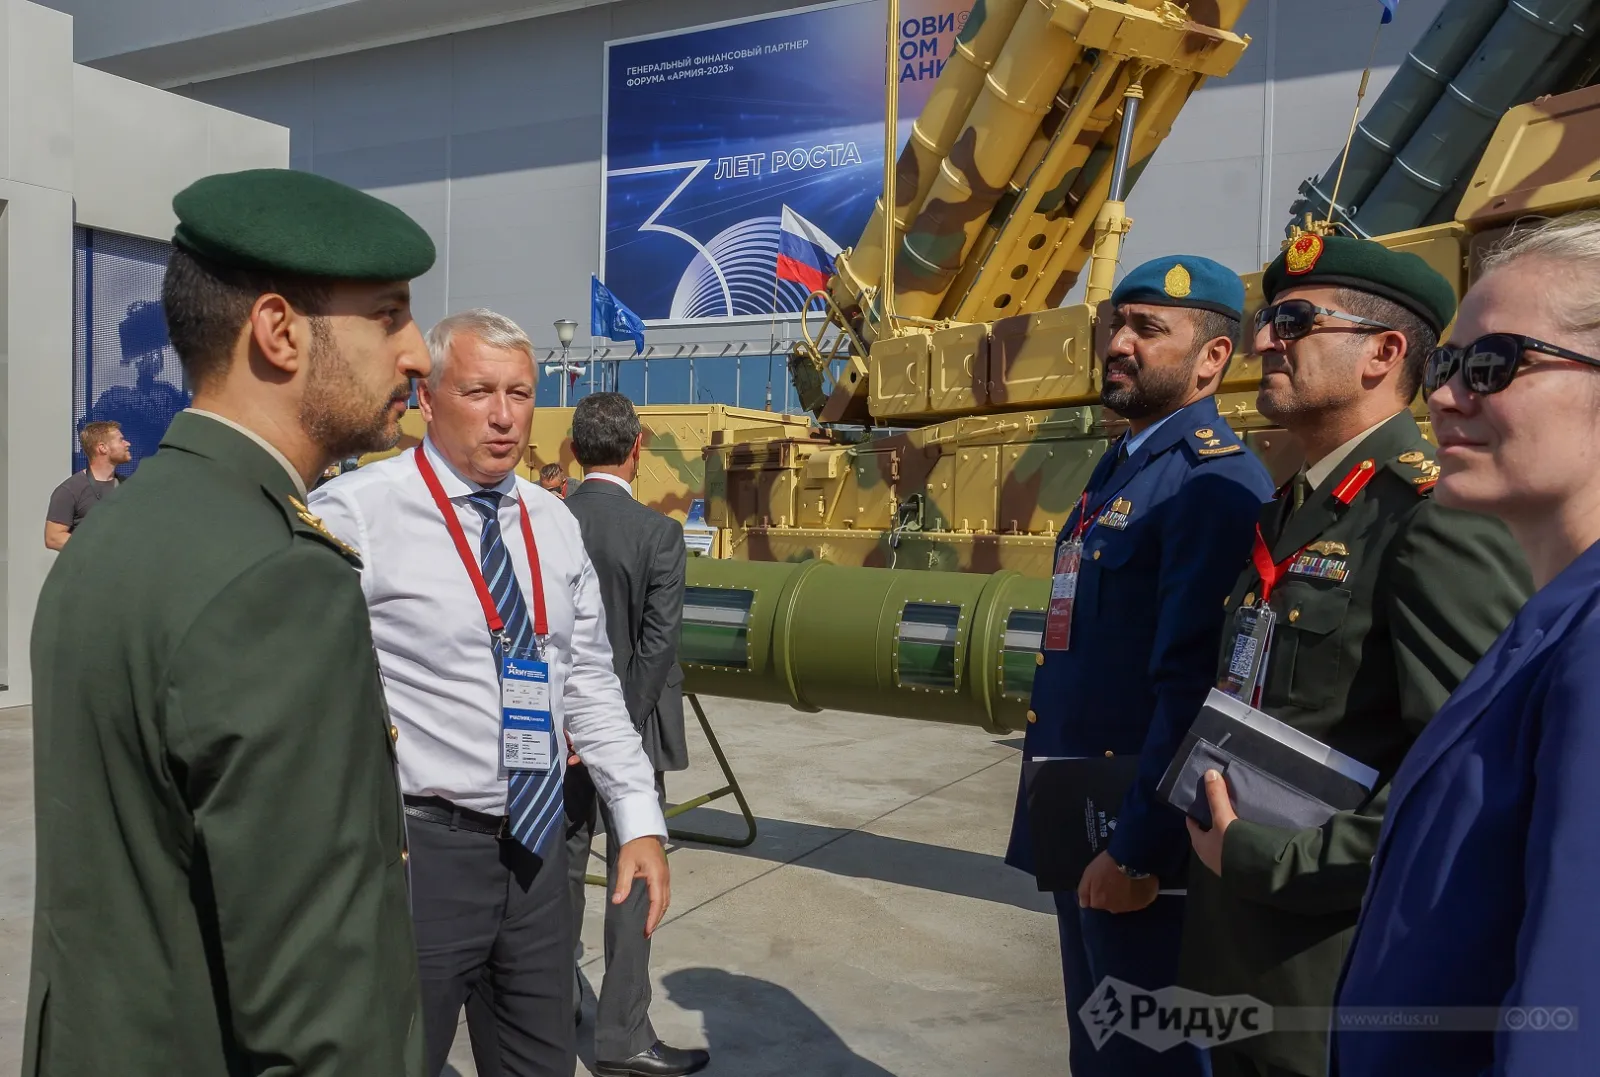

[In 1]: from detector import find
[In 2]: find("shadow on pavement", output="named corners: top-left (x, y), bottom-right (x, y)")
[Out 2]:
top-left (663, 967), bottom-right (900, 1076)
top-left (664, 808), bottom-right (1052, 914)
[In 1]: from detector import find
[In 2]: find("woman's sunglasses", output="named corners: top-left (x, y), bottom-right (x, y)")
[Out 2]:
top-left (1423, 333), bottom-right (1600, 397)
top-left (1252, 299), bottom-right (1398, 342)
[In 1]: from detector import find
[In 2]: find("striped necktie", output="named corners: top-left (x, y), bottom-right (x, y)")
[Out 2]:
top-left (466, 489), bottom-right (564, 857)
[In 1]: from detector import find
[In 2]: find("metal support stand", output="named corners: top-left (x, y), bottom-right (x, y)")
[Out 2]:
top-left (583, 693), bottom-right (757, 886)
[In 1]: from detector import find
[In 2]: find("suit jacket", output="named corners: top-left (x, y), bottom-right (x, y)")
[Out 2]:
top-left (1180, 410), bottom-right (1530, 1075)
top-left (1005, 396), bottom-right (1274, 883)
top-left (565, 476), bottom-right (689, 772)
top-left (1331, 538), bottom-right (1600, 1077)
top-left (23, 413), bottom-right (422, 1077)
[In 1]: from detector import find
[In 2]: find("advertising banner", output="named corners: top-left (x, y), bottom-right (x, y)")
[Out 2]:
top-left (602, 0), bottom-right (973, 325)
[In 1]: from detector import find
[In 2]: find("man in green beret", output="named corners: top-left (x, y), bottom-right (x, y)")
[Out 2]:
top-left (1178, 233), bottom-right (1532, 1077)
top-left (25, 168), bottom-right (437, 1076)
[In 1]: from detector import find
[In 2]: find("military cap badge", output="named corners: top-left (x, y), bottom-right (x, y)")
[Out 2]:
top-left (1164, 263), bottom-right (1192, 298)
top-left (1285, 233), bottom-right (1325, 276)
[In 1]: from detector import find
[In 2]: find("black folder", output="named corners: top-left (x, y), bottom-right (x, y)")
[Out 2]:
top-left (1159, 689), bottom-right (1379, 832)
top-left (1022, 755), bottom-right (1140, 892)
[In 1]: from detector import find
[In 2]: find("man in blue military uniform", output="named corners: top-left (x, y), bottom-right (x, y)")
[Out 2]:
top-left (1006, 255), bottom-right (1273, 1077)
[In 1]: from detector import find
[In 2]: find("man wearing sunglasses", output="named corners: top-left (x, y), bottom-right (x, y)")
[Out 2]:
top-left (1179, 234), bottom-right (1531, 1077)
top-left (1007, 254), bottom-right (1273, 1077)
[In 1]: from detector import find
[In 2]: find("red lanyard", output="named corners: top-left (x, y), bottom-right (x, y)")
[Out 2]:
top-left (1072, 491), bottom-right (1095, 541)
top-left (1252, 458), bottom-right (1378, 603)
top-left (414, 446), bottom-right (548, 639)
top-left (1070, 436), bottom-right (1132, 541)
top-left (1251, 525), bottom-right (1296, 604)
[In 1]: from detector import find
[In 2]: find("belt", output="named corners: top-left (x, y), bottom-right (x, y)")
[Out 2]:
top-left (402, 795), bottom-right (509, 838)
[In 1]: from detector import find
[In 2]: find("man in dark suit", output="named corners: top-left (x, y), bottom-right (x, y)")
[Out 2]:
top-left (25, 169), bottom-right (435, 1075)
top-left (563, 392), bottom-right (706, 1077)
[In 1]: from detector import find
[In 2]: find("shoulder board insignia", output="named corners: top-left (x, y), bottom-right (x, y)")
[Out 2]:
top-left (288, 495), bottom-right (362, 562)
top-left (1331, 459), bottom-right (1377, 504)
top-left (1306, 540), bottom-right (1348, 557)
top-left (1397, 450), bottom-right (1425, 464)
top-left (1195, 427), bottom-right (1215, 440)
top-left (1197, 444), bottom-right (1243, 457)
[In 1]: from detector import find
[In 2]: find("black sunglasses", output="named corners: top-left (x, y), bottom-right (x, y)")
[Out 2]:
top-left (1423, 333), bottom-right (1600, 397)
top-left (1252, 298), bottom-right (1398, 342)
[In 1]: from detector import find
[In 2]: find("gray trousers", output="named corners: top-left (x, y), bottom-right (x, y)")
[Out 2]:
top-left (408, 809), bottom-right (575, 1077)
top-left (564, 763), bottom-right (662, 1061)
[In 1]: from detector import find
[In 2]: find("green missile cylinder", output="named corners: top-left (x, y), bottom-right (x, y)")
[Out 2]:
top-left (681, 558), bottom-right (1049, 734)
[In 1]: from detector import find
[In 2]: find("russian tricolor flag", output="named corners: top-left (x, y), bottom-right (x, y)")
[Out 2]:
top-left (776, 205), bottom-right (843, 295)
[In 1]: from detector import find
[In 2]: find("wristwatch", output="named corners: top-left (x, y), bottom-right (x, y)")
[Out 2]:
top-left (1114, 860), bottom-right (1151, 880)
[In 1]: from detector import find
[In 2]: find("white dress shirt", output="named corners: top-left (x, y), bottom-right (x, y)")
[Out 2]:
top-left (309, 438), bottom-right (666, 845)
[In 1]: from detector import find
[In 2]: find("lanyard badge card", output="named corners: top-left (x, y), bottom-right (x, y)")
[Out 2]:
top-left (1220, 524), bottom-right (1292, 707)
top-left (500, 654), bottom-right (554, 773)
top-left (1043, 492), bottom-right (1096, 652)
top-left (413, 446), bottom-right (555, 774)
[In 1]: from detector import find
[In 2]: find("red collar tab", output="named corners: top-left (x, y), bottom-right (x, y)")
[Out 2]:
top-left (1330, 459), bottom-right (1377, 505)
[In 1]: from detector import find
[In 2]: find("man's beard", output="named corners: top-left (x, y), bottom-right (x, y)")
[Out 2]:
top-left (299, 320), bottom-right (411, 460)
top-left (1099, 354), bottom-right (1195, 420)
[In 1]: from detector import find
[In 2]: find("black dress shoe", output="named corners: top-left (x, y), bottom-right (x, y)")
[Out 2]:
top-left (594, 1040), bottom-right (710, 1076)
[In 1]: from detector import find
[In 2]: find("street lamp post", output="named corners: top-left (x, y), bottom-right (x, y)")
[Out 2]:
top-left (553, 319), bottom-right (577, 407)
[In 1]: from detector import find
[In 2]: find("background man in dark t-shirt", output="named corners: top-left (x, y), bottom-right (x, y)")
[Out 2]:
top-left (46, 421), bottom-right (129, 550)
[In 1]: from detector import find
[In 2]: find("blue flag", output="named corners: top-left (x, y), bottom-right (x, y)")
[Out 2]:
top-left (591, 275), bottom-right (646, 355)
top-left (1380, 0), bottom-right (1398, 22)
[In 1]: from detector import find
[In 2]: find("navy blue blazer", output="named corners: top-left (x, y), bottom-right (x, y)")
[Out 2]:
top-left (1005, 395), bottom-right (1273, 882)
top-left (1333, 537), bottom-right (1600, 1076)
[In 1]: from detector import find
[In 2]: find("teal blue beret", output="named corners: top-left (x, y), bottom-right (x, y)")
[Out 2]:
top-left (1263, 233), bottom-right (1456, 332)
top-left (171, 168), bottom-right (436, 281)
top-left (1112, 255), bottom-right (1245, 320)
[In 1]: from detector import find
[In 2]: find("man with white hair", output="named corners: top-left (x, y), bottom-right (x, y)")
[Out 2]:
top-left (310, 308), bottom-right (669, 1077)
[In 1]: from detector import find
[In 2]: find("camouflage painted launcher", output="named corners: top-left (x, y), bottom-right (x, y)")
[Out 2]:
top-left (832, 0), bottom-right (1252, 337)
top-left (679, 557), bottom-right (1048, 732)
top-left (1290, 0), bottom-right (1600, 237)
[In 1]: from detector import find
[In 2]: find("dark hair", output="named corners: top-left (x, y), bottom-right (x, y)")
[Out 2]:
top-left (1185, 308), bottom-right (1242, 378)
top-left (161, 246), bottom-right (332, 391)
top-left (1189, 308), bottom-right (1242, 356)
top-left (79, 420), bottom-right (121, 457)
top-left (571, 392), bottom-right (642, 468)
top-left (1333, 288), bottom-right (1438, 401)
top-left (539, 463), bottom-right (565, 483)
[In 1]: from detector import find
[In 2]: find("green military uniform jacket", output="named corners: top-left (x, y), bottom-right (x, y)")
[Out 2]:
top-left (1179, 411), bottom-right (1530, 1075)
top-left (24, 413), bottom-right (423, 1077)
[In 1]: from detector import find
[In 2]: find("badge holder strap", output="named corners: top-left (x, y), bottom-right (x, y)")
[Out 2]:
top-left (414, 446), bottom-right (551, 647)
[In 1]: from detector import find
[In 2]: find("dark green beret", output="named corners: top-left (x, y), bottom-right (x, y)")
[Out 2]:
top-left (1262, 233), bottom-right (1456, 332)
top-left (172, 168), bottom-right (436, 281)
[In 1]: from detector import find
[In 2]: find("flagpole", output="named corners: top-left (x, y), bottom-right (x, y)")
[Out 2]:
top-left (769, 226), bottom-right (781, 411)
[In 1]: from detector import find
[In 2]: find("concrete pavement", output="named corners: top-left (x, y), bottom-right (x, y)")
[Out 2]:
top-left (0, 699), bottom-right (1067, 1075)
